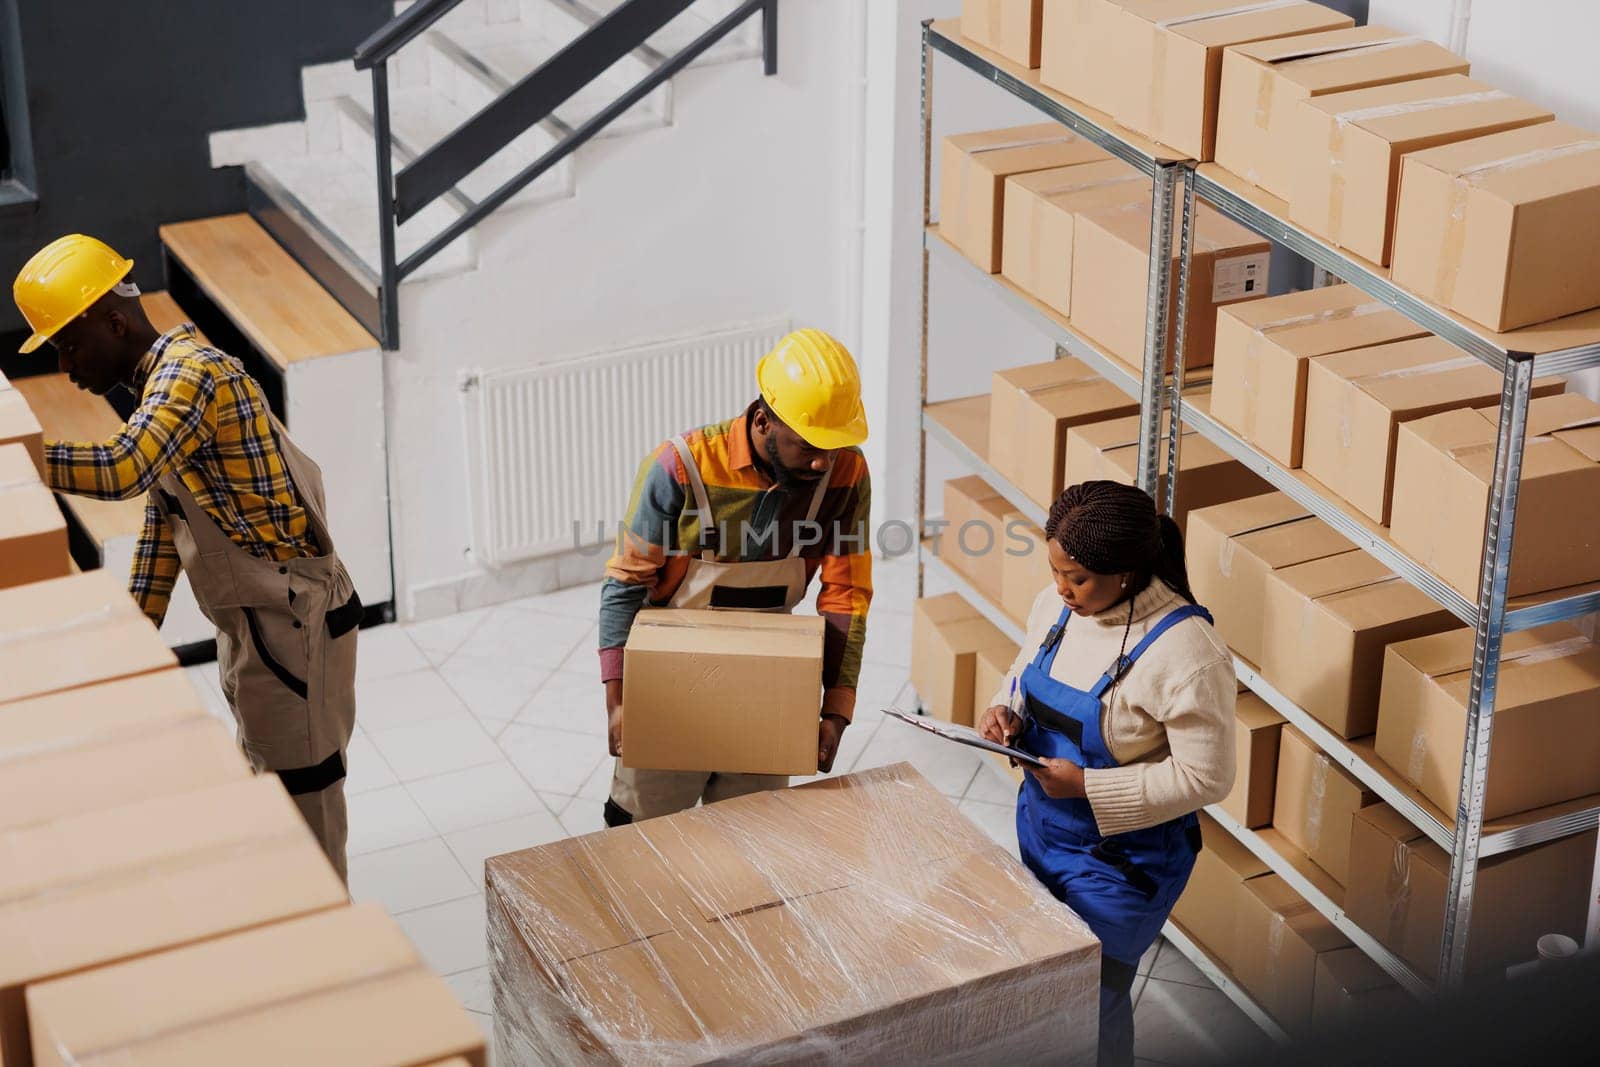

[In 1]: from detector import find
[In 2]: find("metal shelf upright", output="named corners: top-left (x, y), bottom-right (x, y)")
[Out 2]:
top-left (1164, 162), bottom-right (1600, 993)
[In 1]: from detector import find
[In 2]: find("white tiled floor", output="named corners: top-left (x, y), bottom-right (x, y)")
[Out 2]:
top-left (260, 556), bottom-right (1267, 1063)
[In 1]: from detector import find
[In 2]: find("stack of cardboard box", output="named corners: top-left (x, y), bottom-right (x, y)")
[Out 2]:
top-left (0, 383), bottom-right (485, 1066)
top-left (489, 763), bottom-right (1102, 1065)
top-left (911, 593), bottom-right (1017, 727)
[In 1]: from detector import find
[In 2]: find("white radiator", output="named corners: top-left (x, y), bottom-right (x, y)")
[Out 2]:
top-left (462, 318), bottom-right (792, 565)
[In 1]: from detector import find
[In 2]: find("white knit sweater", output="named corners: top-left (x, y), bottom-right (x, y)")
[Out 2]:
top-left (988, 577), bottom-right (1237, 836)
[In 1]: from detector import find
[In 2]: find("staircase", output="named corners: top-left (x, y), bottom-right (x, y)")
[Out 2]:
top-left (213, 0), bottom-right (767, 344)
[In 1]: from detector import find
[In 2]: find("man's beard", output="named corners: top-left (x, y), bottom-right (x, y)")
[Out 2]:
top-left (764, 433), bottom-right (822, 491)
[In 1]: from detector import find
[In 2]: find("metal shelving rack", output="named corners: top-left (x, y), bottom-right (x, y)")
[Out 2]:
top-left (913, 19), bottom-right (1281, 1037)
top-left (912, 15), bottom-right (1600, 1032)
top-left (1165, 164), bottom-right (1600, 992)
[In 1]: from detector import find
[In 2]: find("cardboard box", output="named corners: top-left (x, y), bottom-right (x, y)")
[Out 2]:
top-left (0, 570), bottom-right (175, 706)
top-left (0, 670), bottom-right (249, 834)
top-left (1221, 689), bottom-right (1287, 829)
top-left (1063, 414), bottom-right (1269, 533)
top-left (1000, 517), bottom-right (1048, 628)
top-left (0, 776), bottom-right (347, 1066)
top-left (1071, 196), bottom-right (1270, 372)
top-left (1114, 0), bottom-right (1353, 160)
top-left (1376, 623), bottom-right (1600, 821)
top-left (0, 372), bottom-right (44, 476)
top-left (0, 443), bottom-right (68, 589)
top-left (1040, 0), bottom-right (1130, 113)
top-left (988, 358), bottom-right (1140, 508)
top-left (1290, 74), bottom-right (1553, 265)
top-left (1210, 284), bottom-right (1429, 468)
top-left (1272, 725), bottom-right (1380, 887)
top-left (974, 640), bottom-right (1019, 716)
top-left (1391, 121), bottom-right (1600, 331)
top-left (1185, 493), bottom-right (1352, 668)
top-left (941, 124), bottom-right (1113, 272)
top-left (1302, 335), bottom-right (1565, 524)
top-left (1312, 946), bottom-right (1407, 1033)
top-left (1346, 803), bottom-right (1594, 981)
top-left (1233, 874), bottom-right (1350, 1036)
top-left (622, 609), bottom-right (823, 776)
top-left (1260, 550), bottom-right (1456, 738)
top-left (24, 904), bottom-right (486, 1067)
top-left (1001, 159), bottom-right (1147, 317)
top-left (1389, 392), bottom-right (1600, 600)
top-left (943, 475), bottom-right (1014, 594)
top-left (1169, 811), bottom-right (1269, 968)
top-left (912, 594), bottom-right (1016, 726)
top-left (1215, 25), bottom-right (1469, 199)
top-left (488, 764), bottom-right (1103, 1066)
top-left (961, 0), bottom-right (1044, 68)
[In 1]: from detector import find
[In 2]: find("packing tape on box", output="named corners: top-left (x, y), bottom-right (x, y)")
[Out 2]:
top-left (0, 712), bottom-right (215, 769)
top-left (39, 958), bottom-right (432, 1063)
top-left (1254, 35), bottom-right (1425, 132)
top-left (1407, 729), bottom-right (1428, 783)
top-left (1508, 633), bottom-right (1595, 666)
top-left (1339, 355), bottom-right (1482, 448)
top-left (0, 603), bottom-right (121, 649)
top-left (1267, 909), bottom-right (1287, 989)
top-left (1236, 300), bottom-right (1388, 439)
top-left (1325, 90), bottom-right (1511, 245)
top-left (0, 477), bottom-right (40, 492)
top-left (1432, 137), bottom-right (1600, 305)
top-left (1147, 1), bottom-right (1303, 140)
top-left (1385, 836), bottom-right (1413, 946)
top-left (1306, 751), bottom-right (1329, 852)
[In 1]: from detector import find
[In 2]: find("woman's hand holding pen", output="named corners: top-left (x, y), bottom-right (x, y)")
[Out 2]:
top-left (978, 704), bottom-right (1022, 746)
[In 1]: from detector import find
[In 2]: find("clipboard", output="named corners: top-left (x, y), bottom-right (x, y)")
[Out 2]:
top-left (882, 708), bottom-right (1047, 769)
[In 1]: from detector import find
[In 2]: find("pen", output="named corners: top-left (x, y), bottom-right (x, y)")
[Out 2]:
top-left (1006, 677), bottom-right (1019, 741)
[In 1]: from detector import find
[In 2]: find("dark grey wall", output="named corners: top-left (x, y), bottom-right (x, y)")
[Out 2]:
top-left (0, 0), bottom-right (391, 354)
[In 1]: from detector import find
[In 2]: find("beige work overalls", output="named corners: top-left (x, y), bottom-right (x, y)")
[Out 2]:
top-left (610, 436), bottom-right (832, 821)
top-left (152, 421), bottom-right (359, 882)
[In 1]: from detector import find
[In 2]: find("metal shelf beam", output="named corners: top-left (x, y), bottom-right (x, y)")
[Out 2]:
top-left (921, 405), bottom-right (1048, 528)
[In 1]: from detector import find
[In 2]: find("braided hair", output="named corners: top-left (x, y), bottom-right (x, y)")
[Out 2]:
top-left (1044, 480), bottom-right (1196, 604)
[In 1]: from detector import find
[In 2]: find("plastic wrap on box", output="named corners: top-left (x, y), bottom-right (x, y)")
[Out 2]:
top-left (488, 763), bottom-right (1100, 1065)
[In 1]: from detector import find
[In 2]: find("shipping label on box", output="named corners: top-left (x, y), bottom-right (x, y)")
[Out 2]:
top-left (1389, 392), bottom-right (1600, 600)
top-left (1260, 550), bottom-right (1455, 739)
top-left (1376, 623), bottom-right (1600, 822)
top-left (1390, 120), bottom-right (1600, 331)
top-left (1289, 74), bottom-right (1553, 265)
top-left (1215, 25), bottom-right (1469, 199)
top-left (961, 0), bottom-right (1045, 69)
top-left (623, 609), bottom-right (824, 776)
top-left (940, 124), bottom-right (1113, 273)
top-left (0, 443), bottom-right (68, 590)
top-left (0, 570), bottom-right (176, 706)
top-left (488, 764), bottom-right (1102, 1067)
top-left (1272, 724), bottom-right (1379, 887)
top-left (1302, 336), bottom-right (1563, 524)
top-left (1114, 0), bottom-right (1353, 160)
top-left (1185, 492), bottom-right (1352, 668)
top-left (24, 904), bottom-right (486, 1067)
top-left (1001, 160), bottom-right (1146, 318)
top-left (1210, 284), bottom-right (1428, 468)
top-left (1070, 197), bottom-right (1270, 372)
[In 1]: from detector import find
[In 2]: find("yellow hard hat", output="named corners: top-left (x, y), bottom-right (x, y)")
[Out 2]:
top-left (757, 328), bottom-right (868, 450)
top-left (14, 234), bottom-right (135, 354)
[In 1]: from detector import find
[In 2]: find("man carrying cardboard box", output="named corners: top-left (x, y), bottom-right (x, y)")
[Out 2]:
top-left (598, 329), bottom-right (872, 824)
top-left (12, 235), bottom-right (360, 881)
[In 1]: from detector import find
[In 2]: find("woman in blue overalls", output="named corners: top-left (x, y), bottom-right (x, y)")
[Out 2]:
top-left (980, 482), bottom-right (1237, 1066)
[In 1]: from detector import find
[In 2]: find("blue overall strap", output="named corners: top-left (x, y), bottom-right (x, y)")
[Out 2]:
top-left (1032, 604), bottom-right (1073, 670)
top-left (1088, 604), bottom-right (1214, 699)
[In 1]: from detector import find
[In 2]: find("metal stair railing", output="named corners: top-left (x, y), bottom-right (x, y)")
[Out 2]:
top-left (353, 0), bottom-right (778, 349)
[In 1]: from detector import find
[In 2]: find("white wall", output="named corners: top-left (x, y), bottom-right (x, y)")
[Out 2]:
top-left (390, 0), bottom-right (866, 617)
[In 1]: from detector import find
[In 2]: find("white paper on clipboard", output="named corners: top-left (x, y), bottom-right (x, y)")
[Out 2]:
top-left (882, 708), bottom-right (1046, 768)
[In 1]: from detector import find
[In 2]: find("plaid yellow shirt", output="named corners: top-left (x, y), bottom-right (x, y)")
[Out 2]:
top-left (45, 324), bottom-right (314, 626)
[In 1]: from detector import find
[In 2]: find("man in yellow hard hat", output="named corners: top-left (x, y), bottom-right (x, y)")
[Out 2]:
top-left (598, 327), bottom-right (874, 824)
top-left (13, 234), bottom-right (360, 880)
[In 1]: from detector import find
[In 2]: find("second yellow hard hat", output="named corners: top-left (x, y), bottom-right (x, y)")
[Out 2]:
top-left (13, 234), bottom-right (134, 354)
top-left (756, 328), bottom-right (868, 450)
